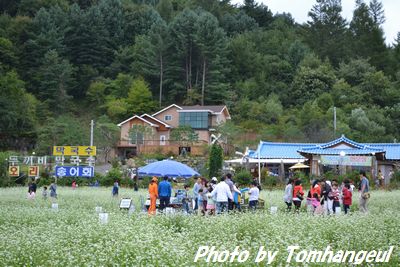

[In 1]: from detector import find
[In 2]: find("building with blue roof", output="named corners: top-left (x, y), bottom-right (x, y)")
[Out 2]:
top-left (247, 135), bottom-right (400, 183)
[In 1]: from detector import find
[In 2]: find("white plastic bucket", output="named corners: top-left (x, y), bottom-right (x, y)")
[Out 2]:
top-left (99, 213), bottom-right (109, 224)
top-left (51, 203), bottom-right (59, 211)
top-left (270, 206), bottom-right (278, 215)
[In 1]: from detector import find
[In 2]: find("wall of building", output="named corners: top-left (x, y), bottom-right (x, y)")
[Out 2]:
top-left (153, 107), bottom-right (180, 128)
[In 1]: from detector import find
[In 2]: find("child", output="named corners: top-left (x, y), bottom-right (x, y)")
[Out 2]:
top-left (329, 182), bottom-right (340, 215)
top-left (112, 181), bottom-right (119, 196)
top-left (206, 187), bottom-right (215, 216)
top-left (233, 182), bottom-right (242, 211)
top-left (197, 188), bottom-right (204, 215)
top-left (283, 179), bottom-right (294, 211)
top-left (292, 180), bottom-right (304, 213)
top-left (72, 180), bottom-right (77, 190)
top-left (342, 183), bottom-right (352, 214)
top-left (42, 186), bottom-right (48, 200)
top-left (248, 182), bottom-right (260, 211)
top-left (307, 193), bottom-right (323, 215)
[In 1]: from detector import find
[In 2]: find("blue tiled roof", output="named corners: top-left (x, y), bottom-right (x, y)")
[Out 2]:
top-left (318, 135), bottom-right (367, 149)
top-left (249, 136), bottom-right (400, 160)
top-left (297, 148), bottom-right (385, 155)
top-left (366, 144), bottom-right (400, 160)
top-left (253, 142), bottom-right (317, 159)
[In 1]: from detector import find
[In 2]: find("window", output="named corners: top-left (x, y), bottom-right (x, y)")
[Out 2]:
top-left (164, 115), bottom-right (172, 121)
top-left (179, 112), bottom-right (209, 129)
top-left (129, 132), bottom-right (144, 145)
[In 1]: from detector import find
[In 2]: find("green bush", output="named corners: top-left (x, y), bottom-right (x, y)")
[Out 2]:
top-left (235, 169), bottom-right (252, 186)
top-left (102, 168), bottom-right (123, 186)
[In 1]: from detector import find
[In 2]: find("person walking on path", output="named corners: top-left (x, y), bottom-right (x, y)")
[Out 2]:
top-left (158, 176), bottom-right (172, 212)
top-left (359, 171), bottom-right (370, 213)
top-left (148, 177), bottom-right (158, 215)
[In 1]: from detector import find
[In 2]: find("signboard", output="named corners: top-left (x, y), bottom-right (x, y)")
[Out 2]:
top-left (119, 198), bottom-right (132, 209)
top-left (53, 146), bottom-right (96, 156)
top-left (28, 166), bottom-right (39, 177)
top-left (9, 166), bottom-right (20, 177)
top-left (320, 155), bottom-right (372, 166)
top-left (55, 166), bottom-right (94, 177)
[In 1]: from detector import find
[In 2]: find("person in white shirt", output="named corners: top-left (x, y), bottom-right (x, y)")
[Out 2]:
top-left (248, 182), bottom-right (260, 211)
top-left (211, 177), bottom-right (233, 214)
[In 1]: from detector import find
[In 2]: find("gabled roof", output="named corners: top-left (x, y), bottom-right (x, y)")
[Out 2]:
top-left (152, 104), bottom-right (182, 117)
top-left (318, 135), bottom-right (370, 149)
top-left (141, 114), bottom-right (171, 128)
top-left (117, 115), bottom-right (159, 127)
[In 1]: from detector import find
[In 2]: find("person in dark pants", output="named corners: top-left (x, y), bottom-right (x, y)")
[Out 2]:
top-left (158, 176), bottom-right (172, 212)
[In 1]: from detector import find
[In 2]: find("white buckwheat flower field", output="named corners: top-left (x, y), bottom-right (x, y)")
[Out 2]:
top-left (0, 187), bottom-right (398, 266)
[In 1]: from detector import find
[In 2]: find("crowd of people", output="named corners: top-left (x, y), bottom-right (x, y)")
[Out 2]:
top-left (26, 169), bottom-right (372, 216)
top-left (147, 174), bottom-right (261, 215)
top-left (283, 170), bottom-right (370, 215)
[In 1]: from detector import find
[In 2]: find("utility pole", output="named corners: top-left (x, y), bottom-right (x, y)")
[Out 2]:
top-left (90, 120), bottom-right (94, 146)
top-left (333, 107), bottom-right (337, 138)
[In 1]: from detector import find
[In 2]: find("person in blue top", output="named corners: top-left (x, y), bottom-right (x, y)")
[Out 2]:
top-left (158, 176), bottom-right (172, 212)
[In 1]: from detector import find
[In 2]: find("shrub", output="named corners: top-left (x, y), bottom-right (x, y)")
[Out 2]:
top-left (235, 169), bottom-right (252, 186)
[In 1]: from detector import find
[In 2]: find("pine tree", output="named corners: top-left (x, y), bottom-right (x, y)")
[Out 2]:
top-left (305, 0), bottom-right (349, 66)
top-left (369, 0), bottom-right (385, 25)
top-left (195, 11), bottom-right (229, 105)
top-left (37, 50), bottom-right (74, 113)
top-left (209, 144), bottom-right (223, 178)
top-left (350, 0), bottom-right (388, 70)
top-left (134, 20), bottom-right (170, 107)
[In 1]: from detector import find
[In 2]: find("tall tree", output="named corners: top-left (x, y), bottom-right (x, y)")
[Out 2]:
top-left (37, 50), bottom-right (75, 113)
top-left (23, 7), bottom-right (67, 93)
top-left (194, 11), bottom-right (229, 105)
top-left (241, 0), bottom-right (273, 28)
top-left (0, 71), bottom-right (37, 150)
top-left (305, 0), bottom-right (349, 66)
top-left (349, 0), bottom-right (388, 70)
top-left (134, 20), bottom-right (170, 107)
top-left (369, 0), bottom-right (385, 25)
top-left (169, 8), bottom-right (199, 102)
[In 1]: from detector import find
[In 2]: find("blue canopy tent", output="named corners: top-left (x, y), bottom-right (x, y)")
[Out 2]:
top-left (138, 159), bottom-right (200, 178)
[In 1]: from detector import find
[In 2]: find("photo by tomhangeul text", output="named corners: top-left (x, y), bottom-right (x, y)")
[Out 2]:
top-left (193, 245), bottom-right (394, 265)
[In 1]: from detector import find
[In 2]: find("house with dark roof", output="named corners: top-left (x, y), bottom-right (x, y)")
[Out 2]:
top-left (246, 135), bottom-right (400, 183)
top-left (117, 104), bottom-right (231, 157)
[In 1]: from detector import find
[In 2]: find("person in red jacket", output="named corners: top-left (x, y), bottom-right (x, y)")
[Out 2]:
top-left (342, 182), bottom-right (352, 214)
top-left (292, 180), bottom-right (304, 212)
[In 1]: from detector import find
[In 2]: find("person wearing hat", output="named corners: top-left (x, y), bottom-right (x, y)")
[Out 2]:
top-left (210, 177), bottom-right (218, 190)
top-left (148, 177), bottom-right (158, 215)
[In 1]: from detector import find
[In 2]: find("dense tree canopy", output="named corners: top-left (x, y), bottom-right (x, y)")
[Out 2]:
top-left (1, 0), bottom-right (400, 151)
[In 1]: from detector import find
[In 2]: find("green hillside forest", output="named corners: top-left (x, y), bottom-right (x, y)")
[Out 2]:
top-left (1, 0), bottom-right (400, 153)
